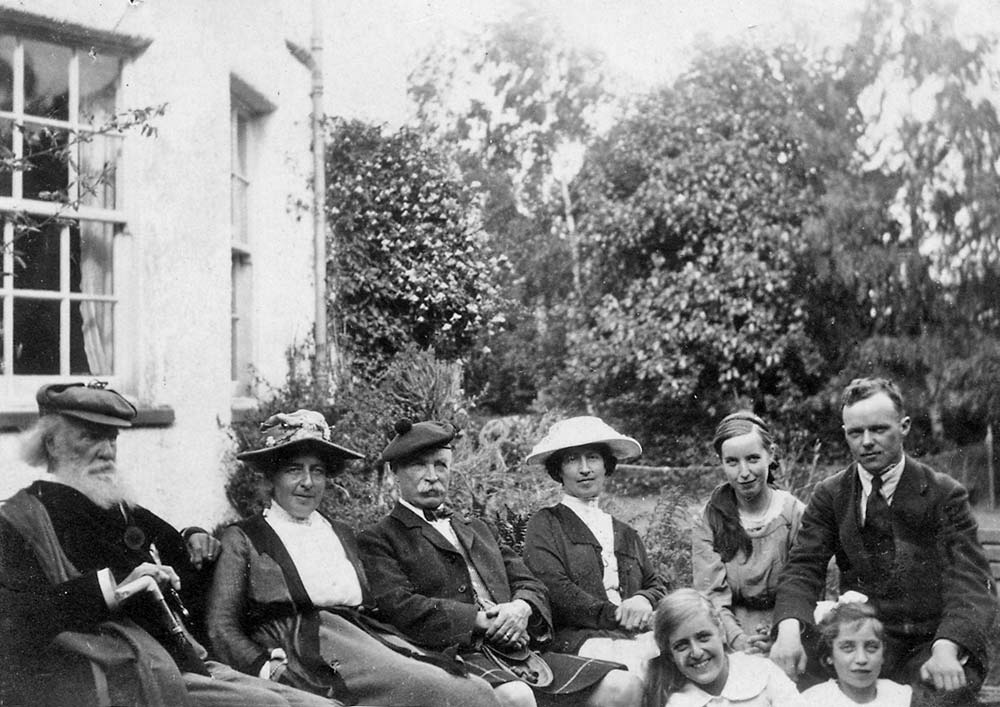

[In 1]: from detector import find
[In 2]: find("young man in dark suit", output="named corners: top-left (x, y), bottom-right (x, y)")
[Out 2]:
top-left (770, 377), bottom-right (998, 705)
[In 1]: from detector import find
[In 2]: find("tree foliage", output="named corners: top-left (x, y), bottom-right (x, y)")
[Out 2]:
top-left (408, 8), bottom-right (614, 411)
top-left (324, 118), bottom-right (507, 376)
top-left (563, 44), bottom-right (842, 421)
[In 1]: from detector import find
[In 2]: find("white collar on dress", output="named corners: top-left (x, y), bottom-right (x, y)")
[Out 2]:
top-left (666, 653), bottom-right (769, 707)
top-left (264, 501), bottom-right (322, 527)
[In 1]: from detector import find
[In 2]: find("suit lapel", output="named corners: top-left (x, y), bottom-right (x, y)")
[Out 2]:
top-left (553, 504), bottom-right (602, 549)
top-left (836, 465), bottom-right (877, 577)
top-left (391, 502), bottom-right (463, 557)
top-left (889, 456), bottom-right (929, 526)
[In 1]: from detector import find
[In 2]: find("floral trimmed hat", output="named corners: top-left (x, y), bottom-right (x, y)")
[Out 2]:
top-left (237, 409), bottom-right (364, 470)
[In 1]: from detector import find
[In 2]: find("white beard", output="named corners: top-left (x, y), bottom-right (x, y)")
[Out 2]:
top-left (51, 462), bottom-right (136, 510)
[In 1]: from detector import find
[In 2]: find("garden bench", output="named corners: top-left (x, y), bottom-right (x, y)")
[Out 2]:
top-left (981, 527), bottom-right (1000, 585)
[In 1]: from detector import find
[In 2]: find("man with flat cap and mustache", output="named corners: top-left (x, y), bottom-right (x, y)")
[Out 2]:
top-left (359, 419), bottom-right (643, 707)
top-left (0, 382), bottom-right (339, 707)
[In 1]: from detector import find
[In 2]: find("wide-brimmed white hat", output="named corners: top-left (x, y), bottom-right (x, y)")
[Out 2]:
top-left (526, 416), bottom-right (642, 466)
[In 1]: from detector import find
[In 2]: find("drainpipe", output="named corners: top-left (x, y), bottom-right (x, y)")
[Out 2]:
top-left (287, 0), bottom-right (333, 397)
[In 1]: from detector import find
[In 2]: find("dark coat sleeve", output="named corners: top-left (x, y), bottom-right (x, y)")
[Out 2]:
top-left (618, 520), bottom-right (668, 609)
top-left (930, 474), bottom-right (998, 669)
top-left (523, 507), bottom-right (618, 631)
top-left (0, 517), bottom-right (110, 655)
top-left (772, 473), bottom-right (841, 630)
top-left (205, 524), bottom-right (272, 675)
top-left (358, 512), bottom-right (553, 650)
top-left (358, 518), bottom-right (481, 649)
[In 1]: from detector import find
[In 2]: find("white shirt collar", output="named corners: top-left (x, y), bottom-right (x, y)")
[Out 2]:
top-left (399, 497), bottom-right (435, 523)
top-left (561, 493), bottom-right (604, 516)
top-left (264, 501), bottom-right (322, 527)
top-left (857, 455), bottom-right (905, 500)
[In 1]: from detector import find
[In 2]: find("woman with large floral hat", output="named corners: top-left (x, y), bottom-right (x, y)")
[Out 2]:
top-left (206, 409), bottom-right (500, 707)
top-left (522, 416), bottom-right (667, 682)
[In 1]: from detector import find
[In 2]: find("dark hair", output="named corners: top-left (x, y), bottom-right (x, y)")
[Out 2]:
top-left (815, 602), bottom-right (884, 677)
top-left (841, 377), bottom-right (904, 415)
top-left (253, 445), bottom-right (349, 480)
top-left (542, 443), bottom-right (617, 483)
top-left (651, 589), bottom-right (728, 692)
top-left (706, 411), bottom-right (778, 562)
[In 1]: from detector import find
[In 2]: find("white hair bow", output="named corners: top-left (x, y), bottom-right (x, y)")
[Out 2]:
top-left (813, 590), bottom-right (869, 624)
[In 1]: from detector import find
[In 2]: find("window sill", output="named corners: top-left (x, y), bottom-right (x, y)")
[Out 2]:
top-left (0, 405), bottom-right (175, 432)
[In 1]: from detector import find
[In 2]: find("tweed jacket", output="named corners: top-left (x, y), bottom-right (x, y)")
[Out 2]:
top-left (358, 502), bottom-right (553, 650)
top-left (773, 456), bottom-right (998, 670)
top-left (206, 512), bottom-right (377, 677)
top-left (523, 504), bottom-right (667, 653)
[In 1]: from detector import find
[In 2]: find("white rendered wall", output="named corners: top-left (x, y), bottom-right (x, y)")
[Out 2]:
top-left (0, 1), bottom-right (318, 528)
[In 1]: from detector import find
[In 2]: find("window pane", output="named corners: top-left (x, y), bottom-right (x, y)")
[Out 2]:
top-left (74, 221), bottom-right (114, 295)
top-left (0, 296), bottom-right (5, 374)
top-left (0, 35), bottom-right (13, 112)
top-left (231, 174), bottom-right (248, 244)
top-left (13, 220), bottom-right (60, 291)
top-left (77, 132), bottom-right (121, 209)
top-left (79, 52), bottom-right (119, 127)
top-left (0, 118), bottom-right (11, 197)
top-left (72, 300), bottom-right (113, 375)
top-left (23, 40), bottom-right (70, 121)
top-left (12, 297), bottom-right (59, 374)
top-left (22, 122), bottom-right (69, 201)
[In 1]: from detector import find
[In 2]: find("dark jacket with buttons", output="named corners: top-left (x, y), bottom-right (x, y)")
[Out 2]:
top-left (773, 456), bottom-right (999, 676)
top-left (523, 504), bottom-right (667, 653)
top-left (358, 502), bottom-right (552, 650)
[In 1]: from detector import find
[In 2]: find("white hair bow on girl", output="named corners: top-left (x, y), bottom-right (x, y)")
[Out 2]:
top-left (813, 590), bottom-right (869, 624)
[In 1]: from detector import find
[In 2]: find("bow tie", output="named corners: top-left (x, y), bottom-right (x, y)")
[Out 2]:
top-left (423, 506), bottom-right (452, 522)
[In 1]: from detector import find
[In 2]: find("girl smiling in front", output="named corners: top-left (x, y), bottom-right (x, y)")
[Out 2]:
top-left (789, 602), bottom-right (910, 706)
top-left (645, 589), bottom-right (798, 706)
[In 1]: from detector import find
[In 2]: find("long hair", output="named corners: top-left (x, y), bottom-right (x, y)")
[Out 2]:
top-left (815, 602), bottom-right (884, 677)
top-left (20, 415), bottom-right (64, 468)
top-left (705, 411), bottom-right (778, 562)
top-left (650, 589), bottom-right (727, 694)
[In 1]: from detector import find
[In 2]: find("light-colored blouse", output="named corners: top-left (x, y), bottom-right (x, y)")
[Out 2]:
top-left (663, 652), bottom-right (800, 706)
top-left (786, 678), bottom-right (911, 706)
top-left (561, 495), bottom-right (622, 604)
top-left (263, 503), bottom-right (363, 608)
top-left (692, 488), bottom-right (805, 649)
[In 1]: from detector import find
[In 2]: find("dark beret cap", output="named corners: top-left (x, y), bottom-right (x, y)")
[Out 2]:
top-left (380, 419), bottom-right (458, 464)
top-left (36, 382), bottom-right (137, 427)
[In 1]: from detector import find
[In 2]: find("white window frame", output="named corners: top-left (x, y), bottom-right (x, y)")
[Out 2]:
top-left (0, 33), bottom-right (130, 402)
top-left (229, 76), bottom-right (274, 400)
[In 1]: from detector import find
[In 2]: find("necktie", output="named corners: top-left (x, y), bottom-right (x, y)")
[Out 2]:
top-left (423, 506), bottom-right (452, 522)
top-left (863, 474), bottom-right (894, 564)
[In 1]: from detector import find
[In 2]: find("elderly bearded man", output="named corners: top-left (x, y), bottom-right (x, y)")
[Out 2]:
top-left (0, 383), bottom-right (338, 707)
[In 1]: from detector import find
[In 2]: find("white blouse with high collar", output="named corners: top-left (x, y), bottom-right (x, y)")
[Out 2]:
top-left (263, 503), bottom-right (363, 608)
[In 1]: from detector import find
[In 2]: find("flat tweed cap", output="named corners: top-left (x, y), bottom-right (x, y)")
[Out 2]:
top-left (380, 419), bottom-right (457, 464)
top-left (37, 381), bottom-right (137, 427)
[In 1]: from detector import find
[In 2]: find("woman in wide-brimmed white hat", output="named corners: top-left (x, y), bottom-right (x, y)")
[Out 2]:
top-left (522, 416), bottom-right (667, 682)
